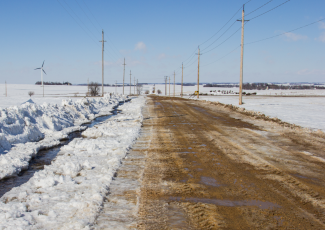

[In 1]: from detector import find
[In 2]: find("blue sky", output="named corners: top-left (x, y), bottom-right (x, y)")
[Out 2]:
top-left (0, 0), bottom-right (325, 84)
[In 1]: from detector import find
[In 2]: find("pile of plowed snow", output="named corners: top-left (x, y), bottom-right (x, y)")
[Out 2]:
top-left (0, 94), bottom-right (126, 179)
top-left (0, 96), bottom-right (145, 229)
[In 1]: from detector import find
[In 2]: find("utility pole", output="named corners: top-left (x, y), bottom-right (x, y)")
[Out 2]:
top-left (237, 5), bottom-right (249, 105)
top-left (196, 46), bottom-right (201, 99)
top-left (169, 76), bottom-right (170, 97)
top-left (129, 70), bottom-right (132, 95)
top-left (87, 78), bottom-right (89, 95)
top-left (173, 71), bottom-right (175, 97)
top-left (164, 76), bottom-right (168, 96)
top-left (5, 81), bottom-right (7, 97)
top-left (122, 58), bottom-right (126, 95)
top-left (99, 30), bottom-right (106, 97)
top-left (181, 63), bottom-right (183, 97)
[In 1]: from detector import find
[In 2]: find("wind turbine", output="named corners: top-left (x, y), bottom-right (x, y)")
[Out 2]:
top-left (35, 60), bottom-right (46, 97)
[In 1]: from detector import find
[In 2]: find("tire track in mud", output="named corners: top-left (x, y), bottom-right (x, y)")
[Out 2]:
top-left (137, 96), bottom-right (325, 229)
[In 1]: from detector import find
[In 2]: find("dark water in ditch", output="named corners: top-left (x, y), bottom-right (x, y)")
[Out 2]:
top-left (0, 101), bottom-right (127, 197)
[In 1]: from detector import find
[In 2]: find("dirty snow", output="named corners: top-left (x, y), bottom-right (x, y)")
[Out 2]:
top-left (0, 96), bottom-right (145, 229)
top-left (0, 94), bottom-right (127, 180)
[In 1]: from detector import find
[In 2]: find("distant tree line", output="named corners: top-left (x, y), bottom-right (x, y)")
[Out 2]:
top-left (204, 84), bottom-right (238, 88)
top-left (204, 83), bottom-right (325, 90)
top-left (176, 83), bottom-right (196, 86)
top-left (35, 81), bottom-right (72, 85)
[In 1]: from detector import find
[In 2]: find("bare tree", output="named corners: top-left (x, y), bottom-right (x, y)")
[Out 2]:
top-left (28, 91), bottom-right (35, 97)
top-left (89, 82), bottom-right (101, 96)
top-left (137, 84), bottom-right (143, 95)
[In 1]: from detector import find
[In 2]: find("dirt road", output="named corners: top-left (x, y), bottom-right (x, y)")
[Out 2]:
top-left (135, 96), bottom-right (325, 229)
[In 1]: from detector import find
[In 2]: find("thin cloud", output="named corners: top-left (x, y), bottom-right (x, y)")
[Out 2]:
top-left (157, 53), bottom-right (166, 60)
top-left (296, 69), bottom-right (325, 76)
top-left (319, 21), bottom-right (325, 29)
top-left (316, 21), bottom-right (325, 42)
top-left (283, 32), bottom-right (308, 41)
top-left (135, 42), bottom-right (147, 51)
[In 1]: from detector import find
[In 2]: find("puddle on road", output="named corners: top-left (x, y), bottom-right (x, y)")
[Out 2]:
top-left (291, 174), bottom-right (320, 183)
top-left (169, 197), bottom-right (280, 209)
top-left (200, 176), bottom-right (222, 187)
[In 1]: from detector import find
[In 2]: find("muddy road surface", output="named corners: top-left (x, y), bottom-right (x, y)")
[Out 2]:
top-left (135, 96), bottom-right (325, 229)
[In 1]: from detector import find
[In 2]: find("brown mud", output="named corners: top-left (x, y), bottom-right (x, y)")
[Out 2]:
top-left (136, 96), bottom-right (325, 229)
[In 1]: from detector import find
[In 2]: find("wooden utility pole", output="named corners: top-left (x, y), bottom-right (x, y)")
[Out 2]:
top-left (129, 70), bottom-right (132, 95)
top-left (181, 63), bottom-right (183, 97)
top-left (169, 76), bottom-right (170, 97)
top-left (173, 71), bottom-right (175, 97)
top-left (237, 5), bottom-right (248, 105)
top-left (164, 76), bottom-right (168, 95)
top-left (99, 30), bottom-right (106, 97)
top-left (122, 58), bottom-right (126, 95)
top-left (197, 46), bottom-right (200, 99)
top-left (87, 78), bottom-right (89, 95)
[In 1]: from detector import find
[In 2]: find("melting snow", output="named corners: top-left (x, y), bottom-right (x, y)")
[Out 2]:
top-left (0, 96), bottom-right (145, 229)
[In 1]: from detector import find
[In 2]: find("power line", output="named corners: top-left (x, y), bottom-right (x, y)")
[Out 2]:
top-left (247, 0), bottom-right (291, 21)
top-left (244, 0), bottom-right (254, 5)
top-left (202, 45), bottom-right (240, 67)
top-left (57, 0), bottom-right (100, 47)
top-left (184, 56), bottom-right (198, 68)
top-left (175, 0), bottom-right (255, 75)
top-left (74, 0), bottom-right (101, 33)
top-left (61, 0), bottom-right (99, 42)
top-left (82, 0), bottom-right (103, 29)
top-left (201, 21), bottom-right (237, 52)
top-left (246, 18), bottom-right (325, 45)
top-left (202, 22), bottom-right (248, 55)
top-left (181, 48), bottom-right (197, 66)
top-left (199, 7), bottom-right (242, 47)
top-left (77, 0), bottom-right (122, 60)
top-left (245, 0), bottom-right (274, 17)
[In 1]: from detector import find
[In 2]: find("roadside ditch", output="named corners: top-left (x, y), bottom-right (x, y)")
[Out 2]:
top-left (0, 99), bottom-right (130, 197)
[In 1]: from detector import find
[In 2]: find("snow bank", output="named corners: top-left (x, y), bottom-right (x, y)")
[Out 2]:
top-left (0, 96), bottom-right (145, 229)
top-left (0, 94), bottom-right (127, 179)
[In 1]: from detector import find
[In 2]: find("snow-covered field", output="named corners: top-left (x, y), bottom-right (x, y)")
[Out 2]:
top-left (143, 84), bottom-right (325, 132)
top-left (0, 95), bottom-right (145, 229)
top-left (147, 84), bottom-right (325, 96)
top-left (0, 84), bottom-right (126, 109)
top-left (196, 95), bottom-right (325, 132)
